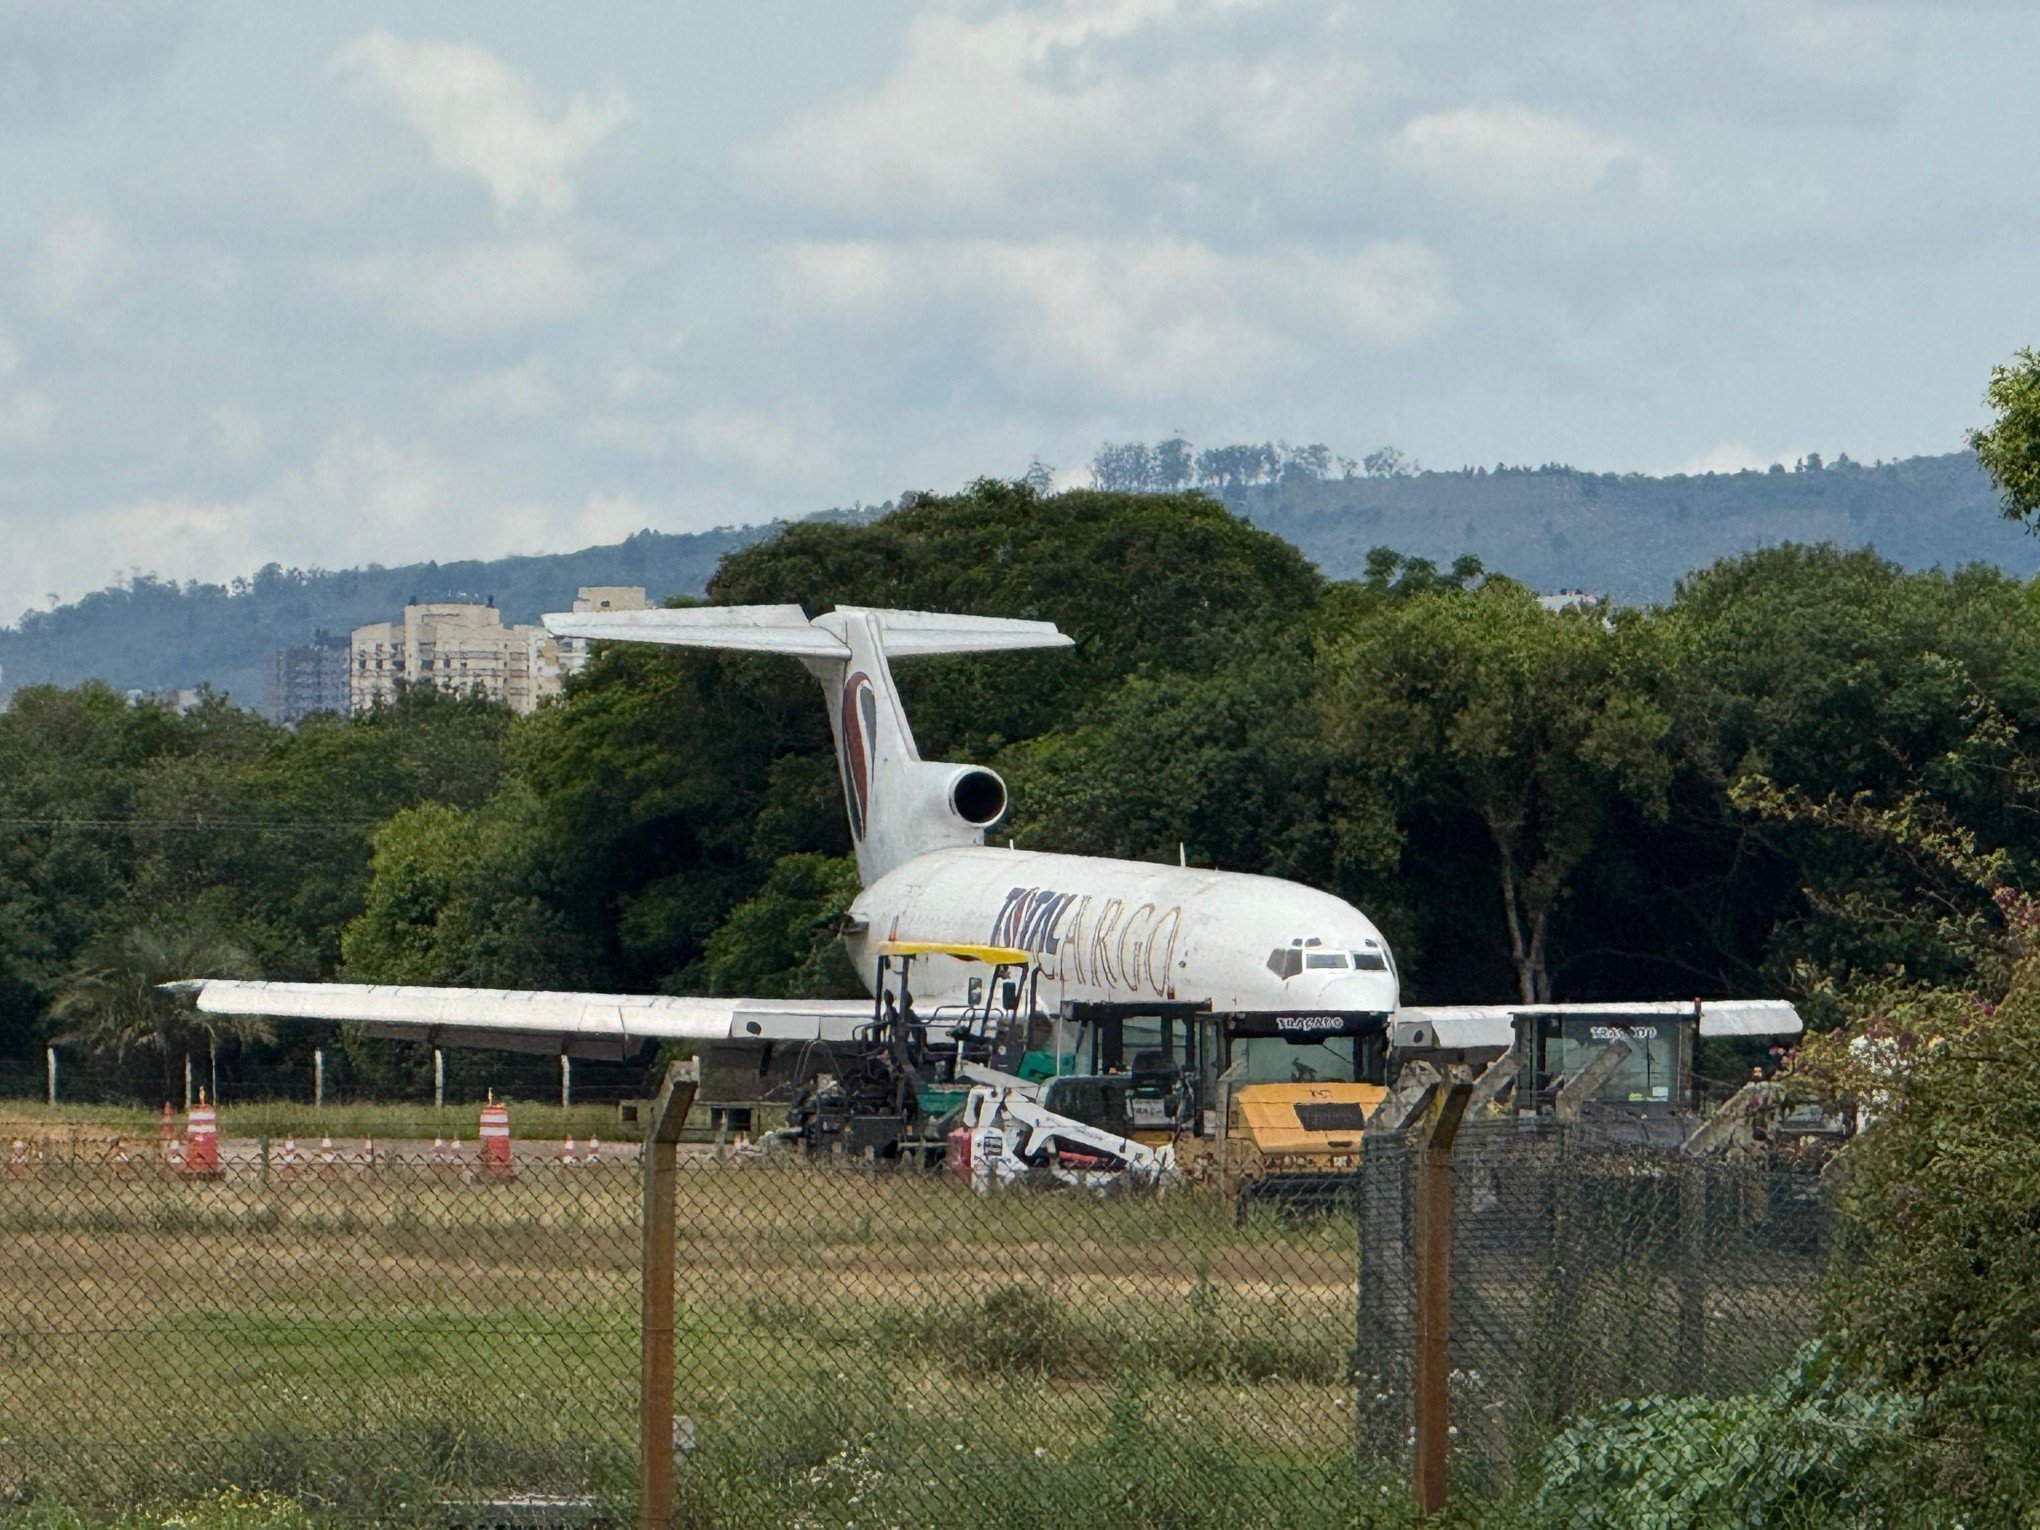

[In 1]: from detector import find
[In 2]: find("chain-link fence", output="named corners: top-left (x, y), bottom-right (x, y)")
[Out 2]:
top-left (0, 1133), bottom-right (641, 1525)
top-left (1354, 1113), bottom-right (1881, 1515)
top-left (2, 1094), bottom-right (1937, 1527)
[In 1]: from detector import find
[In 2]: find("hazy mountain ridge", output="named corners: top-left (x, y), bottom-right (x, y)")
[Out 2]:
top-left (1226, 450), bottom-right (2038, 602)
top-left (1, 453), bottom-right (2026, 707)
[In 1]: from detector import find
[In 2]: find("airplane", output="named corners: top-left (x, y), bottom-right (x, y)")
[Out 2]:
top-left (170, 604), bottom-right (1799, 1106)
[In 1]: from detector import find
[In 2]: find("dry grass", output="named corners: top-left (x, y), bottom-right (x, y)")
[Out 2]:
top-left (0, 1155), bottom-right (1373, 1523)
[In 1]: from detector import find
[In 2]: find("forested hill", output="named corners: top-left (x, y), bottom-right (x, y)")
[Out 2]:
top-left (1222, 449), bottom-right (2038, 603)
top-left (1, 451), bottom-right (2029, 706)
top-left (0, 523), bottom-right (775, 706)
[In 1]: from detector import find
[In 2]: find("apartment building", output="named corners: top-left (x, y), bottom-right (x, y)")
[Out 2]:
top-left (350, 587), bottom-right (648, 716)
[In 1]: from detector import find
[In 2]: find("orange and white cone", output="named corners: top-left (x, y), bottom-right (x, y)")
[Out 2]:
top-left (182, 1093), bottom-right (222, 1179)
top-left (560, 1135), bottom-right (577, 1167)
top-left (478, 1093), bottom-right (514, 1180)
top-left (6, 1138), bottom-right (30, 1180)
top-left (277, 1137), bottom-right (300, 1183)
top-left (585, 1135), bottom-right (602, 1165)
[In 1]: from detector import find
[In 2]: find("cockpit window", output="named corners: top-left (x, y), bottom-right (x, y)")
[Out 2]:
top-left (1305, 951), bottom-right (1350, 970)
top-left (1266, 947), bottom-right (1301, 980)
top-left (1351, 950), bottom-right (1388, 971)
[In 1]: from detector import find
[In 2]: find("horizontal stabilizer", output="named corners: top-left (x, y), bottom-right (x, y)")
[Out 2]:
top-left (1395, 999), bottom-right (1803, 1052)
top-left (541, 604), bottom-right (850, 658)
top-left (165, 980), bottom-right (870, 1062)
top-left (825, 607), bottom-right (1074, 658)
top-left (541, 604), bottom-right (1072, 662)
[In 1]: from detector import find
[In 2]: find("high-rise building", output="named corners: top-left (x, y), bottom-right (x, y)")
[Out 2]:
top-left (350, 588), bottom-right (648, 716)
top-left (268, 633), bottom-right (351, 723)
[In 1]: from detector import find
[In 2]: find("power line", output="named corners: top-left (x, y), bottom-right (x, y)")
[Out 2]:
top-left (0, 817), bottom-right (385, 835)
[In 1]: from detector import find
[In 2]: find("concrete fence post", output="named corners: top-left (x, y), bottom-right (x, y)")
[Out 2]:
top-left (434, 1048), bottom-right (445, 1110)
top-left (45, 1044), bottom-right (56, 1107)
top-left (314, 1048), bottom-right (326, 1109)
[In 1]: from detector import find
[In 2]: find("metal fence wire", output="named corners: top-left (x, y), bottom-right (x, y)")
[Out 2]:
top-left (0, 1104), bottom-right (1873, 1528)
top-left (1355, 1116), bottom-right (1833, 1491)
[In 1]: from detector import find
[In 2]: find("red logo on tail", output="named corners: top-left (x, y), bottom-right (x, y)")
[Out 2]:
top-left (841, 672), bottom-right (877, 839)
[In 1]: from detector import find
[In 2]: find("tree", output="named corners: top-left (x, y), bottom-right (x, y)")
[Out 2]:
top-left (1321, 580), bottom-right (1670, 1002)
top-left (1090, 442), bottom-right (1156, 492)
top-left (1362, 446), bottom-right (1410, 478)
top-left (1153, 438), bottom-right (1196, 492)
top-left (695, 853), bottom-right (860, 998)
top-left (1969, 347), bottom-right (2040, 523)
top-left (49, 923), bottom-right (264, 1095)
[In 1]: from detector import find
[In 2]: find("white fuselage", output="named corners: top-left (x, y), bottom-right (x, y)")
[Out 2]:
top-left (847, 846), bottom-right (1399, 1016)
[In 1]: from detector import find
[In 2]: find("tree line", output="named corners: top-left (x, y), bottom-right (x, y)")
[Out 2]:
top-left (5, 479), bottom-right (2037, 1088)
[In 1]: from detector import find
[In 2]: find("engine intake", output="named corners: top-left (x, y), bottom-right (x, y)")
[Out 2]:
top-left (949, 767), bottom-right (1008, 828)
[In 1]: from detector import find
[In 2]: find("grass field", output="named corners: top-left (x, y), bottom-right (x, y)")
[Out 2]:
top-left (0, 1151), bottom-right (1401, 1528)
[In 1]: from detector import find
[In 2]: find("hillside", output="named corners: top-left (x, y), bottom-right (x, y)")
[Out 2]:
top-left (1225, 450), bottom-right (2039, 603)
top-left (0, 524), bottom-right (772, 708)
top-left (1, 452), bottom-right (2029, 710)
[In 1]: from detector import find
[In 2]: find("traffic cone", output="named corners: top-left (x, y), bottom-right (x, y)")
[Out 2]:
top-left (111, 1137), bottom-right (136, 1180)
top-left (277, 1137), bottom-right (300, 1184)
top-left (585, 1135), bottom-right (602, 1165)
top-left (181, 1092), bottom-right (222, 1180)
top-left (477, 1093), bottom-right (514, 1181)
top-left (157, 1103), bottom-right (176, 1160)
top-left (560, 1135), bottom-right (577, 1167)
top-left (357, 1137), bottom-right (378, 1172)
top-left (6, 1138), bottom-right (30, 1181)
top-left (318, 1136), bottom-right (338, 1177)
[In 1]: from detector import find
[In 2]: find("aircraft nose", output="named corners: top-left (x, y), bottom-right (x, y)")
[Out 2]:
top-left (1314, 973), bottom-right (1399, 1013)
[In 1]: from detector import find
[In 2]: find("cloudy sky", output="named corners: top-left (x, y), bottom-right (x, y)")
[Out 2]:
top-left (1, 0), bottom-right (2035, 618)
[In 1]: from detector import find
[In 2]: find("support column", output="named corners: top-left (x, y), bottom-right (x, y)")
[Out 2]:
top-left (434, 1049), bottom-right (446, 1110)
top-left (45, 1045), bottom-right (57, 1107)
top-left (561, 1054), bottom-right (573, 1110)
top-left (183, 1055), bottom-right (194, 1113)
top-left (314, 1048), bottom-right (326, 1109)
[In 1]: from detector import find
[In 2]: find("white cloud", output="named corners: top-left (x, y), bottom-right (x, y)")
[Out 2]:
top-left (774, 235), bottom-right (1452, 396)
top-left (0, 387), bottom-right (52, 446)
top-left (681, 407), bottom-right (842, 485)
top-left (1392, 107), bottom-right (1661, 205)
top-left (741, 0), bottom-right (1361, 224)
top-left (330, 239), bottom-right (597, 336)
top-left (26, 211), bottom-right (135, 316)
top-left (437, 358), bottom-right (563, 422)
top-left (210, 406), bottom-right (265, 463)
top-left (335, 31), bottom-right (631, 220)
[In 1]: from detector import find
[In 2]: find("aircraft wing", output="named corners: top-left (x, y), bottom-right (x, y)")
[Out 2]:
top-left (1394, 999), bottom-right (1803, 1052)
top-left (162, 980), bottom-right (871, 1061)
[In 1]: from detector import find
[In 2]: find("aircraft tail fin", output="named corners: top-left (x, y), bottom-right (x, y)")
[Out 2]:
top-left (541, 603), bottom-right (1071, 883)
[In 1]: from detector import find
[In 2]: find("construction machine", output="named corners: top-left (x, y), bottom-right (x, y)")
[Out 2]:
top-left (778, 940), bottom-right (1038, 1159)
